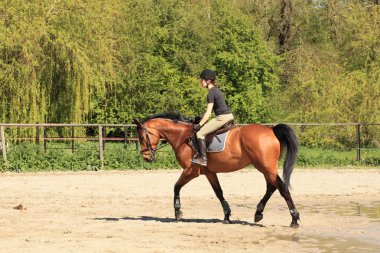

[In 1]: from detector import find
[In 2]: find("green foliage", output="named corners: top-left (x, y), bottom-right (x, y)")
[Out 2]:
top-left (0, 0), bottom-right (379, 152)
top-left (0, 0), bottom-right (280, 125)
top-left (1, 142), bottom-right (100, 172)
top-left (0, 142), bottom-right (181, 172)
top-left (211, 2), bottom-right (281, 122)
top-left (297, 146), bottom-right (380, 167)
top-left (265, 1), bottom-right (380, 147)
top-left (1, 142), bottom-right (378, 172)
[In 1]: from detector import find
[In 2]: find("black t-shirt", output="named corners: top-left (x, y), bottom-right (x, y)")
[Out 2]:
top-left (207, 87), bottom-right (231, 116)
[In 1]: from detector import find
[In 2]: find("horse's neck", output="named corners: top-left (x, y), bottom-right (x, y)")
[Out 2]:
top-left (159, 122), bottom-right (192, 148)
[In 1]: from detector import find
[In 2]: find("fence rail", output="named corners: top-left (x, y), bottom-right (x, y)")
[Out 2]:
top-left (1, 122), bottom-right (379, 169)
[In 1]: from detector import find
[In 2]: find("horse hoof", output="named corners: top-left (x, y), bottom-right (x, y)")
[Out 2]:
top-left (290, 222), bottom-right (299, 228)
top-left (222, 219), bottom-right (231, 224)
top-left (175, 211), bottom-right (183, 222)
top-left (254, 213), bottom-right (263, 222)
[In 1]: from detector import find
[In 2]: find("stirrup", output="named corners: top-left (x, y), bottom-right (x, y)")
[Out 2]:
top-left (191, 157), bottom-right (207, 166)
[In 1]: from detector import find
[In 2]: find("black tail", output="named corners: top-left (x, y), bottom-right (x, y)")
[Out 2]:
top-left (273, 124), bottom-right (298, 189)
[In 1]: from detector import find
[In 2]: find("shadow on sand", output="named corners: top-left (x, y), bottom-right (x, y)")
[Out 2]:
top-left (92, 216), bottom-right (265, 227)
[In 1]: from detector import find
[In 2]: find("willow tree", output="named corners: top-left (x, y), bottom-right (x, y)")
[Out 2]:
top-left (0, 0), bottom-right (124, 125)
top-left (0, 1), bottom-right (46, 124)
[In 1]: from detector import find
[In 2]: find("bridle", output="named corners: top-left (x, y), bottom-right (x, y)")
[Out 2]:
top-left (138, 126), bottom-right (157, 160)
top-left (137, 125), bottom-right (166, 161)
top-left (135, 120), bottom-right (194, 161)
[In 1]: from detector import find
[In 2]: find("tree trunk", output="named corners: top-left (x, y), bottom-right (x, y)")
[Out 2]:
top-left (327, 0), bottom-right (341, 46)
top-left (278, 0), bottom-right (292, 54)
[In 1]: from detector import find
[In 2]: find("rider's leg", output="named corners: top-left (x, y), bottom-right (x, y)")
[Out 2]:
top-left (192, 138), bottom-right (207, 166)
top-left (192, 114), bottom-right (234, 166)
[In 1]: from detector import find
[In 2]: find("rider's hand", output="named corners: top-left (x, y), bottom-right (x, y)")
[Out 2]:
top-left (193, 124), bottom-right (202, 131)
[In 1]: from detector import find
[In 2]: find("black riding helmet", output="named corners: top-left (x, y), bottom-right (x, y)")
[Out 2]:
top-left (200, 69), bottom-right (216, 81)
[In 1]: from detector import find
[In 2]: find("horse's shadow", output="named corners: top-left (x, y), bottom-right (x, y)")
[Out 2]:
top-left (92, 216), bottom-right (265, 227)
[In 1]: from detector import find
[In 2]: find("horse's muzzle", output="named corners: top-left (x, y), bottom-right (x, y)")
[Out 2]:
top-left (144, 156), bottom-right (155, 163)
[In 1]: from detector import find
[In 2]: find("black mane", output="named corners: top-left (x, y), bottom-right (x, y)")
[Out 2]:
top-left (141, 112), bottom-right (189, 124)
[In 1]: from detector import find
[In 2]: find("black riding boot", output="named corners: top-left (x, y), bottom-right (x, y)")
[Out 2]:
top-left (192, 138), bottom-right (207, 166)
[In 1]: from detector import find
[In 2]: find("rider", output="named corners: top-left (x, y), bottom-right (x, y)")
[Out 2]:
top-left (192, 69), bottom-right (234, 166)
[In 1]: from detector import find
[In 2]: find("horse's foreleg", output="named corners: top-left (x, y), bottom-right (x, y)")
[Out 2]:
top-left (204, 171), bottom-right (232, 224)
top-left (276, 176), bottom-right (300, 228)
top-left (173, 167), bottom-right (200, 221)
top-left (254, 182), bottom-right (277, 223)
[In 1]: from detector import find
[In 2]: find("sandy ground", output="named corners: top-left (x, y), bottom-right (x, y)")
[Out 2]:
top-left (0, 168), bottom-right (380, 253)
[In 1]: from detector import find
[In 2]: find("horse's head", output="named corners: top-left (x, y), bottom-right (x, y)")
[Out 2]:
top-left (134, 113), bottom-right (194, 162)
top-left (133, 118), bottom-right (161, 162)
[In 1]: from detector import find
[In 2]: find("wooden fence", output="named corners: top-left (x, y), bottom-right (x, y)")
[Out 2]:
top-left (0, 123), bottom-right (136, 169)
top-left (0, 122), bottom-right (379, 168)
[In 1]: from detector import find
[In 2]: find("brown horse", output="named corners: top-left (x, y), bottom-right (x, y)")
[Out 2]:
top-left (133, 113), bottom-right (300, 227)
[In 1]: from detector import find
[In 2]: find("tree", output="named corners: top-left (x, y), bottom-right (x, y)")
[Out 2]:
top-left (278, 0), bottom-right (292, 53)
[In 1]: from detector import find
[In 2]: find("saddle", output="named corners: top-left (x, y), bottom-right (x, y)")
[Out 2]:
top-left (204, 120), bottom-right (235, 145)
top-left (192, 120), bottom-right (235, 152)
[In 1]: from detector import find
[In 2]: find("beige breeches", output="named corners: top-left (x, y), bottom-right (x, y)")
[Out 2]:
top-left (196, 113), bottom-right (234, 139)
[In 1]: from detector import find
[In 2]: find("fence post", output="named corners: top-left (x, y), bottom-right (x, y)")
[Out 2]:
top-left (102, 126), bottom-right (106, 150)
top-left (356, 124), bottom-right (361, 162)
top-left (99, 125), bottom-right (104, 169)
top-left (124, 126), bottom-right (128, 149)
top-left (1, 125), bottom-right (7, 163)
top-left (43, 126), bottom-right (47, 153)
top-left (71, 126), bottom-right (75, 153)
top-left (36, 123), bottom-right (40, 145)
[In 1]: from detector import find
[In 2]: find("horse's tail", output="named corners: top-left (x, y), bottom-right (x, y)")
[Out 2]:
top-left (272, 124), bottom-right (298, 189)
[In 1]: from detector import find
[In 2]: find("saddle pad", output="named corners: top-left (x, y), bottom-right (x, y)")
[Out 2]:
top-left (207, 131), bottom-right (230, 153)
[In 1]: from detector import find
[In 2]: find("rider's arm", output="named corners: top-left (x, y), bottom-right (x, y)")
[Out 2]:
top-left (199, 103), bottom-right (213, 126)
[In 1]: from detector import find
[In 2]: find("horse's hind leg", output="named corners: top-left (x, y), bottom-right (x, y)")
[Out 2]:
top-left (204, 171), bottom-right (232, 224)
top-left (276, 175), bottom-right (300, 228)
top-left (173, 167), bottom-right (201, 221)
top-left (254, 182), bottom-right (277, 223)
top-left (255, 172), bottom-right (299, 227)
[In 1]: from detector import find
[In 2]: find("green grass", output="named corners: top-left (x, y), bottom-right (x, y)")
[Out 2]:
top-left (0, 142), bottom-right (379, 172)
top-left (297, 146), bottom-right (380, 167)
top-left (0, 142), bottom-right (179, 172)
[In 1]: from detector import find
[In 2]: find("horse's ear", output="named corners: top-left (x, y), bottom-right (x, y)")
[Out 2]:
top-left (133, 118), bottom-right (143, 128)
